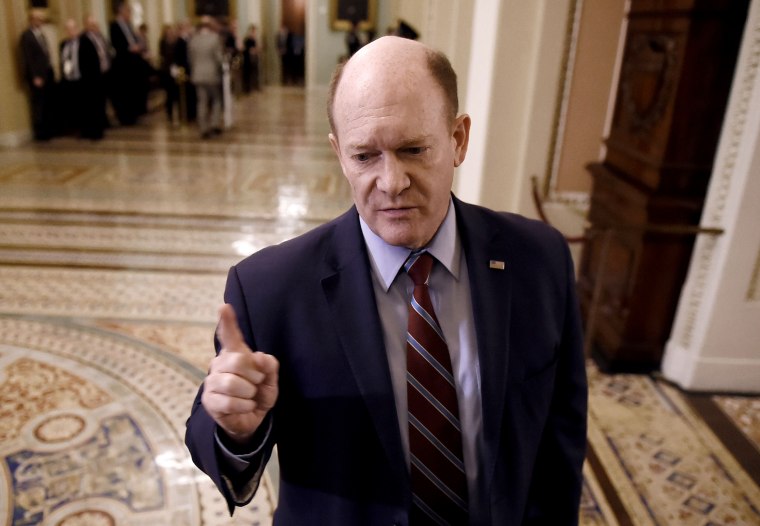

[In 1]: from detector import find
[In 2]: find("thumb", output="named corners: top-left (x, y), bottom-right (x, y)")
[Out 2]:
top-left (217, 303), bottom-right (247, 352)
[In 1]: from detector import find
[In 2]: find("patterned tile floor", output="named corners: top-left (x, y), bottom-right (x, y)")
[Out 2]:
top-left (1, 86), bottom-right (758, 525)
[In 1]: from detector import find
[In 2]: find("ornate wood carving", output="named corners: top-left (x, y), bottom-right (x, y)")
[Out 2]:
top-left (578, 0), bottom-right (751, 371)
top-left (619, 34), bottom-right (678, 135)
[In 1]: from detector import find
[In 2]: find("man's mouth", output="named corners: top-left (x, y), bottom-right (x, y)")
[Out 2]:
top-left (379, 206), bottom-right (415, 215)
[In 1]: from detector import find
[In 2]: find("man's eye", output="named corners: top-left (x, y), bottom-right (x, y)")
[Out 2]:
top-left (353, 153), bottom-right (371, 162)
top-left (405, 147), bottom-right (425, 155)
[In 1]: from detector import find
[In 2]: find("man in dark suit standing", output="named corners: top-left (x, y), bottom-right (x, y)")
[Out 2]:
top-left (79, 15), bottom-right (111, 140)
top-left (109, 1), bottom-right (147, 125)
top-left (19, 9), bottom-right (55, 141)
top-left (174, 20), bottom-right (196, 122)
top-left (58, 18), bottom-right (82, 136)
top-left (186, 36), bottom-right (587, 525)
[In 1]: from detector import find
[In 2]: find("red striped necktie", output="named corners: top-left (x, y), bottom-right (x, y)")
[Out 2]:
top-left (404, 251), bottom-right (468, 525)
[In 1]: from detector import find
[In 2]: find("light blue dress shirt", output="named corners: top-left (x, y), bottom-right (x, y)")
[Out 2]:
top-left (359, 199), bottom-right (482, 507)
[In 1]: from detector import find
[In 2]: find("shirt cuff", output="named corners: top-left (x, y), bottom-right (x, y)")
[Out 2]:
top-left (214, 416), bottom-right (272, 506)
top-left (214, 416), bottom-right (273, 472)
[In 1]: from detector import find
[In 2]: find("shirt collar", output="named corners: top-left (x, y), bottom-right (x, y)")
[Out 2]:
top-left (359, 199), bottom-right (461, 292)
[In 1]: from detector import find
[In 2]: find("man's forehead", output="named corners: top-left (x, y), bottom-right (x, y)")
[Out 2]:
top-left (339, 38), bottom-right (428, 89)
top-left (341, 62), bottom-right (420, 95)
top-left (335, 63), bottom-right (433, 114)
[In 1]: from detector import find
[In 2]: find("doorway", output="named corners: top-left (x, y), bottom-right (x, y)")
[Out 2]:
top-left (279, 0), bottom-right (305, 85)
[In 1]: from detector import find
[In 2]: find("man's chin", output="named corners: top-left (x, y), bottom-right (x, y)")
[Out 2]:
top-left (375, 225), bottom-right (427, 250)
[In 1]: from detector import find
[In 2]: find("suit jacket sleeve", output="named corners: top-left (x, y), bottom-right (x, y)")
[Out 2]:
top-left (110, 21), bottom-right (130, 55)
top-left (185, 265), bottom-right (276, 515)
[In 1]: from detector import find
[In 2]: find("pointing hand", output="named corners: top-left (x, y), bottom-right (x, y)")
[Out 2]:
top-left (201, 304), bottom-right (279, 444)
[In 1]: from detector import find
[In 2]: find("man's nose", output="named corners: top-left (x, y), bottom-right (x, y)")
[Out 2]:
top-left (376, 154), bottom-right (410, 195)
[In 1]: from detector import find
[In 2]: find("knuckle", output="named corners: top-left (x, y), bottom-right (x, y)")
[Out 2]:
top-left (219, 398), bottom-right (237, 414)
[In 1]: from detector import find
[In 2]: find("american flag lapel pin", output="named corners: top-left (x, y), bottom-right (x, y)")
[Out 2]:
top-left (489, 260), bottom-right (505, 270)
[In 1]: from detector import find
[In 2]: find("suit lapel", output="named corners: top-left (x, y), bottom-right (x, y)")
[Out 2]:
top-left (454, 197), bottom-right (513, 502)
top-left (319, 208), bottom-right (409, 486)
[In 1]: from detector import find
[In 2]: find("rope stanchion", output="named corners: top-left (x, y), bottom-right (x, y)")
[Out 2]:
top-left (529, 174), bottom-right (724, 357)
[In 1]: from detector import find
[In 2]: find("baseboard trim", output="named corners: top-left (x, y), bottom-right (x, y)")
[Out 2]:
top-left (662, 341), bottom-right (760, 394)
top-left (0, 130), bottom-right (31, 148)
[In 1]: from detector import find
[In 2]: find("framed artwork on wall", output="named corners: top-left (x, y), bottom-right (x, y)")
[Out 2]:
top-left (330, 0), bottom-right (376, 32)
top-left (193, 0), bottom-right (230, 17)
top-left (185, 0), bottom-right (236, 21)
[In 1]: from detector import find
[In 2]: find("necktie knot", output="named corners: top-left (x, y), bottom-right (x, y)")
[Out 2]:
top-left (405, 251), bottom-right (433, 287)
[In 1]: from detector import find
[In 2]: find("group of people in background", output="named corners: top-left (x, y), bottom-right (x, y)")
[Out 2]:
top-left (19, 3), bottom-right (153, 142)
top-left (157, 16), bottom-right (260, 139)
top-left (19, 2), bottom-right (267, 142)
top-left (20, 8), bottom-right (114, 141)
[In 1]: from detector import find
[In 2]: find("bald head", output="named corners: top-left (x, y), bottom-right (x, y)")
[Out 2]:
top-left (327, 36), bottom-right (458, 134)
top-left (28, 9), bottom-right (45, 27)
top-left (84, 15), bottom-right (99, 33)
top-left (64, 18), bottom-right (79, 38)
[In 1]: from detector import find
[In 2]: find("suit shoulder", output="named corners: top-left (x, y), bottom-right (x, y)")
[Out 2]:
top-left (20, 29), bottom-right (35, 46)
top-left (460, 201), bottom-right (566, 249)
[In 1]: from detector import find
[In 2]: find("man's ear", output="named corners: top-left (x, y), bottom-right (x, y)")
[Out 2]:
top-left (329, 132), bottom-right (347, 175)
top-left (329, 132), bottom-right (342, 159)
top-left (452, 114), bottom-right (471, 167)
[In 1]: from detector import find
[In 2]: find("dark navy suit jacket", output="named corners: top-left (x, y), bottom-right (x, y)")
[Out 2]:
top-left (185, 197), bottom-right (588, 525)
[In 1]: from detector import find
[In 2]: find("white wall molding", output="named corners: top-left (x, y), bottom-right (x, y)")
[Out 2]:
top-left (453, 0), bottom-right (501, 205)
top-left (549, 190), bottom-right (590, 213)
top-left (455, 0), bottom-right (571, 215)
top-left (662, 342), bottom-right (760, 394)
top-left (547, 0), bottom-right (584, 194)
top-left (748, 245), bottom-right (760, 301)
top-left (0, 130), bottom-right (31, 148)
top-left (663, 0), bottom-right (760, 393)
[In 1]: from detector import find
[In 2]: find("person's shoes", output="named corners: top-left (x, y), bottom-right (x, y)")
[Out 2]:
top-left (201, 131), bottom-right (212, 139)
top-left (211, 127), bottom-right (222, 136)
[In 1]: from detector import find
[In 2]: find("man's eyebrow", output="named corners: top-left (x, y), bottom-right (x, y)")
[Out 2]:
top-left (347, 136), bottom-right (431, 151)
top-left (396, 136), bottom-right (431, 147)
top-left (346, 141), bottom-right (373, 151)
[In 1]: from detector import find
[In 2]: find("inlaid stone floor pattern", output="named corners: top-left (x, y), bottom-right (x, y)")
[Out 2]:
top-left (1, 87), bottom-right (759, 526)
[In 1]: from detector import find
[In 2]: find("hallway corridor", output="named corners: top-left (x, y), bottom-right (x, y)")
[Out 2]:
top-left (0, 87), bottom-right (758, 525)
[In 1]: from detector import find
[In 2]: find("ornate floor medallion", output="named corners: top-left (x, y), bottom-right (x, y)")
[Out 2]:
top-left (33, 414), bottom-right (86, 443)
top-left (56, 510), bottom-right (115, 526)
top-left (0, 317), bottom-right (274, 526)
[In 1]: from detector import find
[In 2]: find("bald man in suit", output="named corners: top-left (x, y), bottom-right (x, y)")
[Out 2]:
top-left (19, 9), bottom-right (55, 141)
top-left (186, 36), bottom-right (587, 525)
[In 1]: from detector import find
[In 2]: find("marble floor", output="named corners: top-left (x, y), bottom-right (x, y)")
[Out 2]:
top-left (1, 87), bottom-right (759, 526)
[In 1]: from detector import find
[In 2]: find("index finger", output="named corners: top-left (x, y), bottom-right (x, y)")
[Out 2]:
top-left (217, 303), bottom-right (248, 352)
